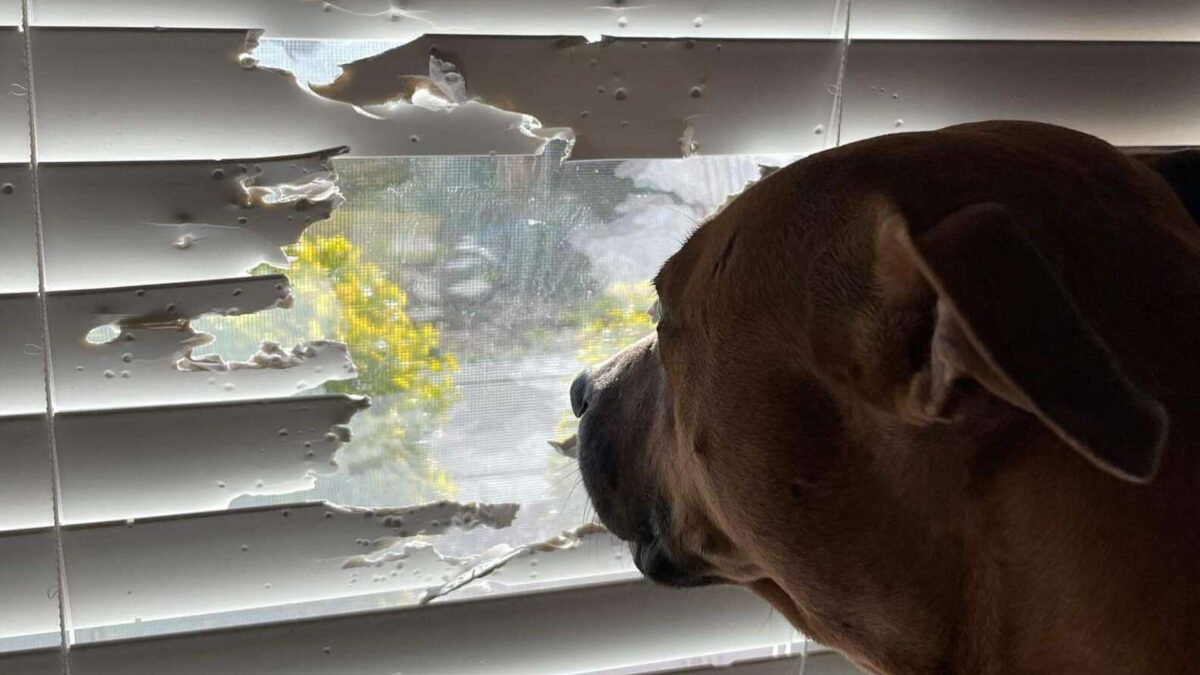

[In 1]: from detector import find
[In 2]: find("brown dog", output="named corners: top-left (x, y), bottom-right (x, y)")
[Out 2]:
top-left (571, 121), bottom-right (1200, 674)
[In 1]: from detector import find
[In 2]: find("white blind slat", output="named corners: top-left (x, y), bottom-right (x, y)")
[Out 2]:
top-left (0, 30), bottom-right (30, 162)
top-left (0, 294), bottom-right (46, 415)
top-left (0, 1), bottom-right (17, 27)
top-left (0, 415), bottom-right (53, 531)
top-left (56, 396), bottom-right (365, 524)
top-left (0, 166), bottom-right (36, 292)
top-left (850, 0), bottom-right (1200, 40)
top-left (30, 0), bottom-right (841, 40)
top-left (0, 530), bottom-right (61, 644)
top-left (0, 650), bottom-right (861, 675)
top-left (841, 40), bottom-right (1200, 147)
top-left (4, 581), bottom-right (810, 675)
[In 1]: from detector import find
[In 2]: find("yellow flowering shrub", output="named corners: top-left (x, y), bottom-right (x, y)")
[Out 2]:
top-left (199, 233), bottom-right (459, 501)
top-left (290, 235), bottom-right (457, 404)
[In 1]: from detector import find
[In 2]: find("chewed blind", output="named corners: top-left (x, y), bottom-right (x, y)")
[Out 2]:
top-left (1, 1), bottom-right (1197, 674)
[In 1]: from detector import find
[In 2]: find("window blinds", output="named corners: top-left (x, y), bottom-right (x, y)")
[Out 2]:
top-left (1, 1), bottom-right (1197, 674)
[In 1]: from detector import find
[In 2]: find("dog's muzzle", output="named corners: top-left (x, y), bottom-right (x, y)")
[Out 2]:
top-left (570, 340), bottom-right (718, 588)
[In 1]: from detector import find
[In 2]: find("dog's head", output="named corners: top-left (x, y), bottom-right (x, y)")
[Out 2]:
top-left (573, 122), bottom-right (1191, 670)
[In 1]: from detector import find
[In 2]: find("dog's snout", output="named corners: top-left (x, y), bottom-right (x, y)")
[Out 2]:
top-left (570, 370), bottom-right (593, 418)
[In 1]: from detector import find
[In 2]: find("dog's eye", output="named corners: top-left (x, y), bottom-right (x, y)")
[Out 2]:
top-left (647, 299), bottom-right (662, 323)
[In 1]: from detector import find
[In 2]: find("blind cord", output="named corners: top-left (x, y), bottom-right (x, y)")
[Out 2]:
top-left (19, 2), bottom-right (73, 672)
top-left (831, 0), bottom-right (853, 148)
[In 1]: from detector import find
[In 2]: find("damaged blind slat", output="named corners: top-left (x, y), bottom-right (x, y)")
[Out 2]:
top-left (300, 34), bottom-right (843, 160)
top-left (54, 396), bottom-right (365, 523)
top-left (56, 501), bottom-right (532, 636)
top-left (29, 0), bottom-right (844, 40)
top-left (31, 28), bottom-right (844, 162)
top-left (40, 149), bottom-right (344, 291)
top-left (47, 275), bottom-right (356, 411)
top-left (0, 501), bottom-right (523, 647)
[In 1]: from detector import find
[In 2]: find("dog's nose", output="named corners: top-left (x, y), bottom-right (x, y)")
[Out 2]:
top-left (570, 370), bottom-right (593, 418)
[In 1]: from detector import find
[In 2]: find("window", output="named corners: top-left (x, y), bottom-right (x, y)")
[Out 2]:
top-left (2, 2), bottom-right (1197, 674)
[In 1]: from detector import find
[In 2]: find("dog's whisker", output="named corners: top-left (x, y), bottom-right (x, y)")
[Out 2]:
top-left (561, 476), bottom-right (585, 515)
top-left (547, 461), bottom-right (578, 476)
top-left (539, 465), bottom-right (581, 498)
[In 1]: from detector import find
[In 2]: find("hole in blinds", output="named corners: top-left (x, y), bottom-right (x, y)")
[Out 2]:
top-left (84, 323), bottom-right (119, 345)
top-left (242, 31), bottom-right (567, 156)
top-left (177, 146), bottom-right (799, 613)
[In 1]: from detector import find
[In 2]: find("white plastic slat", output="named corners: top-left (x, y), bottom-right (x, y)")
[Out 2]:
top-left (3, 652), bottom-right (865, 675)
top-left (0, 30), bottom-right (29, 163)
top-left (840, 41), bottom-right (1200, 147)
top-left (0, 587), bottom-right (873, 674)
top-left (851, 0), bottom-right (1200, 41)
top-left (672, 653), bottom-right (862, 674)
top-left (56, 395), bottom-right (366, 524)
top-left (0, 415), bottom-right (52, 531)
top-left (30, 28), bottom-right (842, 161)
top-left (0, 294), bottom-right (46, 416)
top-left (30, 0), bottom-right (843, 40)
top-left (0, 645), bottom-right (867, 675)
top-left (60, 581), bottom-right (804, 675)
top-left (0, 649), bottom-right (60, 675)
top-left (47, 275), bottom-right (355, 411)
top-left (0, 0), bottom-right (17, 27)
top-left (0, 529), bottom-right (61, 643)
top-left (40, 149), bottom-right (343, 291)
top-left (305, 34), bottom-right (843, 160)
top-left (56, 502), bottom-right (625, 636)
top-left (0, 166), bottom-right (36, 293)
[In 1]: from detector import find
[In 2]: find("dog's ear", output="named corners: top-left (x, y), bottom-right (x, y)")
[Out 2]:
top-left (876, 203), bottom-right (1167, 483)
